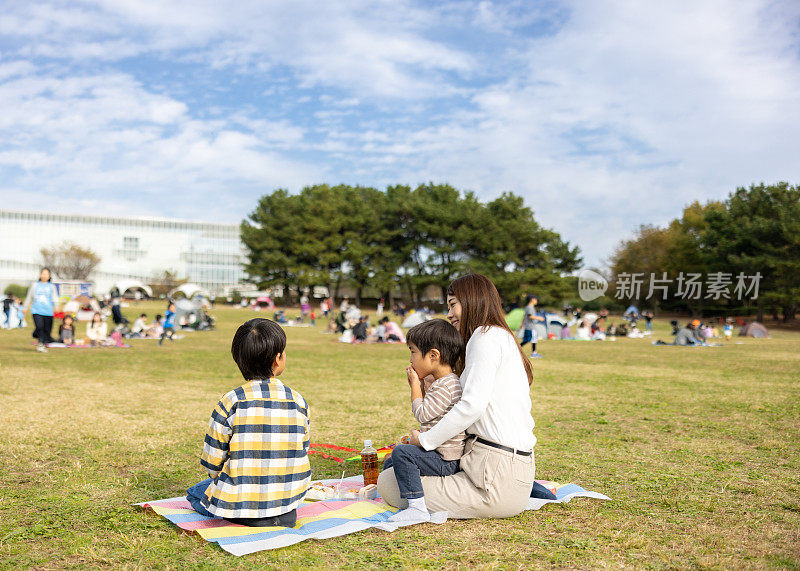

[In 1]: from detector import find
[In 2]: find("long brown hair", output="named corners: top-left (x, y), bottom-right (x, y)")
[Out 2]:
top-left (447, 274), bottom-right (534, 385)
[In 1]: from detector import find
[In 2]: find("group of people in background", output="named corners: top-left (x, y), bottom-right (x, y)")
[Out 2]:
top-left (1, 292), bottom-right (25, 329)
top-left (657, 318), bottom-right (735, 346)
top-left (7, 267), bottom-right (182, 352)
top-left (335, 313), bottom-right (405, 344)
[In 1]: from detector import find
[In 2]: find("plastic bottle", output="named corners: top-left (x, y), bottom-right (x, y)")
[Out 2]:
top-left (361, 439), bottom-right (379, 486)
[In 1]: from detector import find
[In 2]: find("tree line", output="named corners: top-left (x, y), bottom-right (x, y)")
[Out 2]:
top-left (610, 182), bottom-right (799, 321)
top-left (241, 183), bottom-right (582, 306)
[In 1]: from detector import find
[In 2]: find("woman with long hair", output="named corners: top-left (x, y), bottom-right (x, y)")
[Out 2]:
top-left (378, 273), bottom-right (536, 519)
top-left (23, 267), bottom-right (60, 352)
top-left (86, 311), bottom-right (109, 346)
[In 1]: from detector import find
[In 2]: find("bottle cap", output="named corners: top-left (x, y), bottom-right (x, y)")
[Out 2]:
top-left (364, 439), bottom-right (372, 447)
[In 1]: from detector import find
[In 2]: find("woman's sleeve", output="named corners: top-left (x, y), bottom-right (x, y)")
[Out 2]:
top-left (418, 329), bottom-right (502, 451)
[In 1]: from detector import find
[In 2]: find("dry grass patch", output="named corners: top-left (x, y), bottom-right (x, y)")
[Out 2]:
top-left (0, 303), bottom-right (798, 568)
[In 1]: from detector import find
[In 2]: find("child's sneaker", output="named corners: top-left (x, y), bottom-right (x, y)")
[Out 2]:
top-left (37, 344), bottom-right (48, 353)
top-left (531, 352), bottom-right (543, 358)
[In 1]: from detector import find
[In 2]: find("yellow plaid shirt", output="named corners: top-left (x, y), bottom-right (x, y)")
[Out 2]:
top-left (200, 378), bottom-right (311, 518)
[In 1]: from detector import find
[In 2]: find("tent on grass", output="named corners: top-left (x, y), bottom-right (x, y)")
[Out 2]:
top-left (506, 308), bottom-right (524, 331)
top-left (169, 283), bottom-right (209, 301)
top-left (174, 298), bottom-right (214, 330)
top-left (401, 311), bottom-right (430, 328)
top-left (739, 322), bottom-right (770, 338)
top-left (111, 280), bottom-right (153, 299)
top-left (507, 308), bottom-right (565, 340)
top-left (533, 314), bottom-right (567, 340)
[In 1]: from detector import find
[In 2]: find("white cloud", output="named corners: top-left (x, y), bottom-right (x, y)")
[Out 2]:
top-left (3, 0), bottom-right (475, 98)
top-left (1, 0), bottom-right (798, 268)
top-left (308, 0), bottom-right (800, 266)
top-left (0, 64), bottom-right (320, 220)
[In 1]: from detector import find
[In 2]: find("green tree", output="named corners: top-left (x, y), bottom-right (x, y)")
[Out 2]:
top-left (703, 182), bottom-right (800, 322)
top-left (340, 186), bottom-right (391, 306)
top-left (294, 185), bottom-right (349, 298)
top-left (3, 283), bottom-right (28, 299)
top-left (404, 183), bottom-right (474, 301)
top-left (241, 189), bottom-right (303, 304)
top-left (241, 184), bottom-right (581, 309)
top-left (465, 193), bottom-right (581, 304)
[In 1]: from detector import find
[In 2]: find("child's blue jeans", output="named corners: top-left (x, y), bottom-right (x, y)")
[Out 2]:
top-left (186, 478), bottom-right (297, 527)
top-left (382, 444), bottom-right (460, 500)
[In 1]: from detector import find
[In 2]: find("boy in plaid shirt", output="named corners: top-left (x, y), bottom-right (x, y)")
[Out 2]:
top-left (186, 318), bottom-right (310, 527)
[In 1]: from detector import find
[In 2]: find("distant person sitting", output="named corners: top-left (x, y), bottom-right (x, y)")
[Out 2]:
top-left (375, 320), bottom-right (387, 342)
top-left (353, 316), bottom-right (368, 342)
top-left (86, 312), bottom-right (109, 346)
top-left (723, 319), bottom-right (734, 341)
top-left (381, 317), bottom-right (405, 343)
top-left (334, 311), bottom-right (347, 333)
top-left (671, 321), bottom-right (703, 346)
top-left (59, 315), bottom-right (76, 345)
top-left (13, 297), bottom-right (25, 328)
top-left (146, 314), bottom-right (163, 338)
top-left (575, 320), bottom-right (592, 340)
top-left (131, 313), bottom-right (148, 338)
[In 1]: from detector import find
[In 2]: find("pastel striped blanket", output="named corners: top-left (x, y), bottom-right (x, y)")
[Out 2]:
top-left (137, 476), bottom-right (609, 556)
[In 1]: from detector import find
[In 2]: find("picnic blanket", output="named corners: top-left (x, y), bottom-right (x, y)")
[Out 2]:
top-left (136, 476), bottom-right (609, 556)
top-left (37, 342), bottom-right (132, 349)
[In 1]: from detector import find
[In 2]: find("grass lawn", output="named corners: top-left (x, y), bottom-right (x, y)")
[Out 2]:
top-left (1, 302), bottom-right (798, 569)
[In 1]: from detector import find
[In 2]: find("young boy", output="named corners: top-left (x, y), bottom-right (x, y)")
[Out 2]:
top-left (131, 313), bottom-right (148, 337)
top-left (159, 303), bottom-right (176, 345)
top-left (186, 318), bottom-right (311, 527)
top-left (383, 319), bottom-right (466, 522)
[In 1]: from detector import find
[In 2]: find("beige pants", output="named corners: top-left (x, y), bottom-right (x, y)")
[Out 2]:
top-left (377, 438), bottom-right (535, 519)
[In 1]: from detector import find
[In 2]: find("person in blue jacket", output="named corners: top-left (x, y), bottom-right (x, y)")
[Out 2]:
top-left (159, 301), bottom-right (176, 345)
top-left (23, 268), bottom-right (60, 352)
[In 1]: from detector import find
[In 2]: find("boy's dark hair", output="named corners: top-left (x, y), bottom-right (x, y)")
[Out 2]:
top-left (406, 319), bottom-right (464, 369)
top-left (140, 313), bottom-right (147, 318)
top-left (231, 318), bottom-right (287, 380)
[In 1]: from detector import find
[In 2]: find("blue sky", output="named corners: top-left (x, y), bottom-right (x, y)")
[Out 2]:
top-left (1, 0), bottom-right (799, 268)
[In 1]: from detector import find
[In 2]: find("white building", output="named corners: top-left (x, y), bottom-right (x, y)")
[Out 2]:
top-left (0, 209), bottom-right (246, 297)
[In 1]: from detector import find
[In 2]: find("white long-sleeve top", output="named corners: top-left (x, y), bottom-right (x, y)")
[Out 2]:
top-left (418, 326), bottom-right (536, 453)
top-left (86, 322), bottom-right (108, 341)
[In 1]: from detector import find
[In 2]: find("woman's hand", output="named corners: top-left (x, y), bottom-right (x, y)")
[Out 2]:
top-left (408, 429), bottom-right (422, 447)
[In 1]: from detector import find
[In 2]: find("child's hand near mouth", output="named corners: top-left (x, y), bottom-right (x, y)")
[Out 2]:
top-left (406, 364), bottom-right (420, 386)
